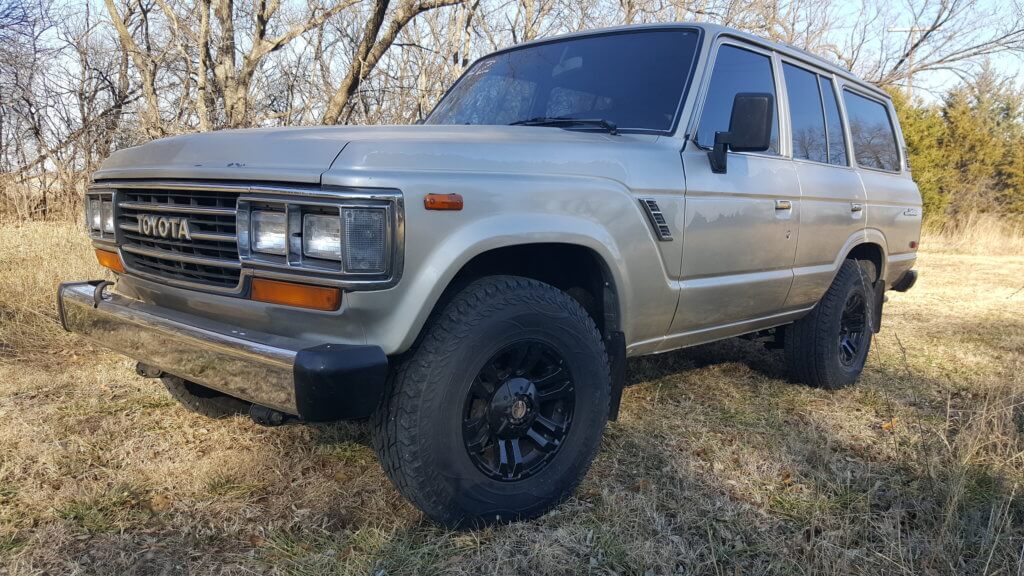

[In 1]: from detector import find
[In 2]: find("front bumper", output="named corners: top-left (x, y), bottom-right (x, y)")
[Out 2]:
top-left (57, 281), bottom-right (387, 420)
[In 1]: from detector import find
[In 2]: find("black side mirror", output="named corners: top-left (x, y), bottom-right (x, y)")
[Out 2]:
top-left (708, 92), bottom-right (774, 173)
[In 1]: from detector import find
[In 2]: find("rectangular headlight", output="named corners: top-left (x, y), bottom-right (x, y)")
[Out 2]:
top-left (343, 208), bottom-right (386, 273)
top-left (302, 214), bottom-right (342, 261)
top-left (251, 210), bottom-right (287, 255)
top-left (102, 200), bottom-right (115, 233)
top-left (86, 193), bottom-right (114, 239)
top-left (88, 198), bottom-right (102, 231)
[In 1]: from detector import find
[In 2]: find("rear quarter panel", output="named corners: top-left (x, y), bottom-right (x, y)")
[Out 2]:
top-left (862, 95), bottom-right (923, 286)
top-left (863, 168), bottom-right (922, 285)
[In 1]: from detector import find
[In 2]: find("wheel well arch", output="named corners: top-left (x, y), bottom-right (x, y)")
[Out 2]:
top-left (436, 243), bottom-right (621, 337)
top-left (845, 242), bottom-right (885, 281)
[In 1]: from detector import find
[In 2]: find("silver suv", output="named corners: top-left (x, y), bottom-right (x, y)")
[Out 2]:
top-left (58, 23), bottom-right (921, 527)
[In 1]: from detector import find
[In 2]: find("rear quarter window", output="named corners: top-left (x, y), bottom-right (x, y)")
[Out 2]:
top-left (842, 90), bottom-right (900, 172)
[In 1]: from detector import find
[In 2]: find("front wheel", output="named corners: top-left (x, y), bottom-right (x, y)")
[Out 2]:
top-left (370, 276), bottom-right (610, 527)
top-left (784, 259), bottom-right (875, 389)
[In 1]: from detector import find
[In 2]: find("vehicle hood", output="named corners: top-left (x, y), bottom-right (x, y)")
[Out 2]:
top-left (94, 126), bottom-right (356, 183)
top-left (94, 124), bottom-right (663, 185)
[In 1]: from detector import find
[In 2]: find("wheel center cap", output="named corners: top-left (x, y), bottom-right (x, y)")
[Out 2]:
top-left (510, 398), bottom-right (529, 420)
top-left (488, 377), bottom-right (538, 436)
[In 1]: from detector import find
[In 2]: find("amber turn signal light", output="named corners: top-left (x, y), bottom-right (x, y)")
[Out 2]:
top-left (424, 193), bottom-right (463, 211)
top-left (95, 248), bottom-right (125, 273)
top-left (251, 278), bottom-right (341, 311)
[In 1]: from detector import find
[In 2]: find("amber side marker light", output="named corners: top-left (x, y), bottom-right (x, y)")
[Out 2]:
top-left (251, 278), bottom-right (341, 311)
top-left (95, 248), bottom-right (125, 274)
top-left (424, 193), bottom-right (463, 211)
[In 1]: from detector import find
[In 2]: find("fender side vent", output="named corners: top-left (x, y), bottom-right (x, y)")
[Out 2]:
top-left (639, 198), bottom-right (673, 241)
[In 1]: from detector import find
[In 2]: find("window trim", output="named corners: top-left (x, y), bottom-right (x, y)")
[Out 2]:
top-left (817, 74), bottom-right (851, 168)
top-left (423, 26), bottom-right (705, 136)
top-left (688, 38), bottom-right (784, 159)
top-left (839, 85), bottom-right (904, 174)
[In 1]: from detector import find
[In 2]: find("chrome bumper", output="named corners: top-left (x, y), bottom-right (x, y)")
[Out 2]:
top-left (57, 281), bottom-right (387, 419)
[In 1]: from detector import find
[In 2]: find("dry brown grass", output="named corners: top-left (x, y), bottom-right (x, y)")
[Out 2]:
top-left (923, 212), bottom-right (1024, 256)
top-left (2, 220), bottom-right (1023, 575)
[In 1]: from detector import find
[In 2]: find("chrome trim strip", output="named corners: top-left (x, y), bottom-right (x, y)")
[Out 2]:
top-left (118, 201), bottom-right (236, 216)
top-left (121, 245), bottom-right (243, 269)
top-left (57, 281), bottom-right (299, 414)
top-left (190, 231), bottom-right (237, 242)
top-left (93, 180), bottom-right (401, 202)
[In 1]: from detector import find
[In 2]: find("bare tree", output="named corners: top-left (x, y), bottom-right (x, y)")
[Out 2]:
top-left (321, 0), bottom-right (465, 124)
top-left (836, 0), bottom-right (1024, 88)
top-left (3, 0), bottom-right (1024, 219)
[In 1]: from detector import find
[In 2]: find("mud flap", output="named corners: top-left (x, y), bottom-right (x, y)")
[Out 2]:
top-left (871, 280), bottom-right (885, 333)
top-left (607, 331), bottom-right (626, 421)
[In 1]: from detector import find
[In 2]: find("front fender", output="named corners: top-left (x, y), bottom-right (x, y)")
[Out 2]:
top-left (332, 170), bottom-right (677, 356)
top-left (351, 214), bottom-right (630, 354)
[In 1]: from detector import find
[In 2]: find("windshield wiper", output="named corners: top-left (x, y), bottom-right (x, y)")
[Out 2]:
top-left (510, 116), bottom-right (618, 135)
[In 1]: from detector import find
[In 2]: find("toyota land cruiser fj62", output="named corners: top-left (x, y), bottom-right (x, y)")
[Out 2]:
top-left (58, 23), bottom-right (921, 527)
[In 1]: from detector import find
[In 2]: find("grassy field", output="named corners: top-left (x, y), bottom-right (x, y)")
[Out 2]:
top-left (1, 221), bottom-right (1022, 575)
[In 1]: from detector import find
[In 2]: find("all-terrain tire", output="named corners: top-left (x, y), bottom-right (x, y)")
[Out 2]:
top-left (785, 259), bottom-right (875, 390)
top-left (161, 375), bottom-right (250, 418)
top-left (370, 275), bottom-right (610, 527)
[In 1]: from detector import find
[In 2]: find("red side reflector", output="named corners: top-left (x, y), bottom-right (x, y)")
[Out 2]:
top-left (424, 193), bottom-right (463, 211)
top-left (910, 240), bottom-right (919, 249)
top-left (95, 249), bottom-right (125, 273)
top-left (251, 278), bottom-right (341, 311)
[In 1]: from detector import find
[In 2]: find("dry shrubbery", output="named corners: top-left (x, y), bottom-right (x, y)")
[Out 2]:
top-left (1, 220), bottom-right (1022, 574)
top-left (0, 221), bottom-right (108, 358)
top-left (923, 211), bottom-right (1024, 256)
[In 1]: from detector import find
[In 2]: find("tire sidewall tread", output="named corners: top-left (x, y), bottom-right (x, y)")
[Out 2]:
top-left (785, 259), bottom-right (874, 390)
top-left (371, 275), bottom-right (610, 527)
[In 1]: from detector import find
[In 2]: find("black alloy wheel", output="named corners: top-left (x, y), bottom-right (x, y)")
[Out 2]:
top-left (370, 275), bottom-right (610, 527)
top-left (838, 292), bottom-right (867, 367)
top-left (462, 340), bottom-right (575, 481)
top-left (784, 258), bottom-right (875, 390)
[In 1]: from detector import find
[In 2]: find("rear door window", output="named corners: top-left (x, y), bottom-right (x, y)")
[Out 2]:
top-left (842, 90), bottom-right (900, 171)
top-left (782, 63), bottom-right (828, 163)
top-left (696, 44), bottom-right (779, 154)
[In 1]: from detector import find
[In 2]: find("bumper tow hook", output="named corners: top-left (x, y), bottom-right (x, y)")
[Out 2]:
top-left (92, 280), bottom-right (114, 308)
top-left (135, 363), bottom-right (164, 378)
top-left (249, 404), bottom-right (290, 426)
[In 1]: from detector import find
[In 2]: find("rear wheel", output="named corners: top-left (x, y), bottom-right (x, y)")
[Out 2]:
top-left (161, 375), bottom-right (250, 418)
top-left (370, 276), bottom-right (610, 527)
top-left (785, 259), bottom-right (875, 389)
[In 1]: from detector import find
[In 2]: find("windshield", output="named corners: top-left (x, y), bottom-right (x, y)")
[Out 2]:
top-left (425, 29), bottom-right (701, 133)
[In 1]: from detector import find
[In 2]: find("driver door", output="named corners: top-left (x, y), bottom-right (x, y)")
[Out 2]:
top-left (669, 40), bottom-right (800, 338)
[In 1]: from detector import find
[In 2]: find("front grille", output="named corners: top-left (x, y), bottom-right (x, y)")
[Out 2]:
top-left (116, 188), bottom-right (242, 290)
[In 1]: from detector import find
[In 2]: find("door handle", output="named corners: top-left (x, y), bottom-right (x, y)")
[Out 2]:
top-left (775, 199), bottom-right (792, 211)
top-left (851, 202), bottom-right (864, 212)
